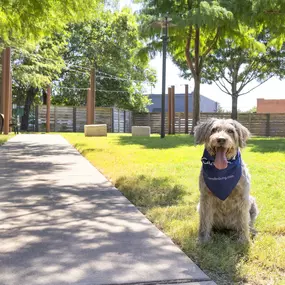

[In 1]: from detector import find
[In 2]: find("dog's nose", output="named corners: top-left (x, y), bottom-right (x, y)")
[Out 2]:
top-left (217, 137), bottom-right (226, 144)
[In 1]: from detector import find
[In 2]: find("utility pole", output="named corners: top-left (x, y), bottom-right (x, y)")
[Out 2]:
top-left (160, 18), bottom-right (168, 138)
top-left (151, 16), bottom-right (173, 138)
top-left (160, 16), bottom-right (172, 138)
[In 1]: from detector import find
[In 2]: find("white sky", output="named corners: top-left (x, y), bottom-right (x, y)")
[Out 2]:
top-left (119, 0), bottom-right (285, 111)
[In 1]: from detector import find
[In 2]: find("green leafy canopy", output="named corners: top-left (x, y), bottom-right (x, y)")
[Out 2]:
top-left (0, 0), bottom-right (103, 48)
top-left (52, 8), bottom-right (156, 111)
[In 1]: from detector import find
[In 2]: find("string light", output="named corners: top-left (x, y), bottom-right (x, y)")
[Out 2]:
top-left (52, 86), bottom-right (90, 91)
top-left (96, 70), bottom-right (146, 83)
top-left (96, 89), bottom-right (129, 93)
top-left (10, 49), bottom-right (152, 95)
top-left (66, 64), bottom-right (90, 70)
top-left (167, 83), bottom-right (192, 88)
top-left (51, 86), bottom-right (131, 94)
top-left (65, 67), bottom-right (89, 75)
top-left (12, 47), bottom-right (91, 70)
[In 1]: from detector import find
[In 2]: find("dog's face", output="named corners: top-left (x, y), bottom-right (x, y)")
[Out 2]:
top-left (194, 118), bottom-right (250, 160)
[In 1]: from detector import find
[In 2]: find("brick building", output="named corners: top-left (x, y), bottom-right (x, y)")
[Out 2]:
top-left (257, 98), bottom-right (285, 113)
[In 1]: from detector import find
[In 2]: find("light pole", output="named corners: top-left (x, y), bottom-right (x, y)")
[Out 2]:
top-left (160, 17), bottom-right (169, 138)
top-left (152, 16), bottom-right (172, 138)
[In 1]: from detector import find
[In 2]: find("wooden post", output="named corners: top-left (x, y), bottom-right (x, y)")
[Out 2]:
top-left (168, 87), bottom-right (172, 134)
top-left (3, 48), bottom-right (11, 135)
top-left (171, 85), bottom-right (175, 134)
top-left (46, 85), bottom-right (51, 133)
top-left (90, 67), bottom-right (95, 124)
top-left (0, 51), bottom-right (4, 115)
top-left (185, 84), bottom-right (189, 134)
top-left (266, 113), bottom-right (270, 137)
top-left (9, 72), bottom-right (12, 128)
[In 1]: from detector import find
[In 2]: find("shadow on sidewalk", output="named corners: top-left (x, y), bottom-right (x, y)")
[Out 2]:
top-left (0, 136), bottom-right (210, 285)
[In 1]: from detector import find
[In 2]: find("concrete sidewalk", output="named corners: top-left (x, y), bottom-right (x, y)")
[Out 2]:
top-left (0, 135), bottom-right (215, 285)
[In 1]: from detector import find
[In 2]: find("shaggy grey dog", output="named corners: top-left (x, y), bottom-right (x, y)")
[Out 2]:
top-left (194, 118), bottom-right (258, 243)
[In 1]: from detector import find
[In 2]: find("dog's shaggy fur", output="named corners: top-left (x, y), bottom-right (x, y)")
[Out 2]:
top-left (194, 118), bottom-right (258, 243)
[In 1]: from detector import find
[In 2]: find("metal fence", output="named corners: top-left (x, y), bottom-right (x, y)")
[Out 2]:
top-left (27, 105), bottom-right (132, 133)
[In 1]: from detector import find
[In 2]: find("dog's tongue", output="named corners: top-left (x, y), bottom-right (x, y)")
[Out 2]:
top-left (214, 147), bottom-right (228, 170)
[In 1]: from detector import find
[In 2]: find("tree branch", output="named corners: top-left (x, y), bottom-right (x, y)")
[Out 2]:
top-left (264, 10), bottom-right (284, 15)
top-left (237, 70), bottom-right (259, 93)
top-left (239, 75), bottom-right (274, 96)
top-left (217, 78), bottom-right (231, 94)
top-left (223, 73), bottom-right (232, 85)
top-left (202, 27), bottom-right (220, 58)
top-left (236, 59), bottom-right (259, 93)
top-left (214, 81), bottom-right (231, 95)
top-left (185, 25), bottom-right (196, 80)
top-left (195, 26), bottom-right (200, 75)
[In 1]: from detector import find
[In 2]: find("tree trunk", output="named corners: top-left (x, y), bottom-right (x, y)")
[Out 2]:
top-left (231, 95), bottom-right (238, 120)
top-left (191, 76), bottom-right (200, 134)
top-left (42, 89), bottom-right (47, 105)
top-left (185, 26), bottom-right (202, 134)
top-left (21, 87), bottom-right (38, 131)
top-left (231, 66), bottom-right (239, 120)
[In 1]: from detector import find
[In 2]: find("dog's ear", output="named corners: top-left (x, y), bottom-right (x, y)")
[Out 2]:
top-left (230, 120), bottom-right (251, 148)
top-left (194, 118), bottom-right (217, 145)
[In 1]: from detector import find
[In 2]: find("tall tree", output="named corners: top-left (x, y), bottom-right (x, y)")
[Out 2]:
top-left (0, 0), bottom-right (105, 129)
top-left (175, 39), bottom-right (285, 119)
top-left (0, 0), bottom-right (103, 47)
top-left (53, 8), bottom-right (156, 111)
top-left (12, 35), bottom-right (67, 130)
top-left (137, 0), bottom-right (238, 132)
top-left (137, 0), bottom-right (285, 129)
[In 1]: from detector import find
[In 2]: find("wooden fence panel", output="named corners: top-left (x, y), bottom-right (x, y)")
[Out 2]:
top-left (38, 105), bottom-right (113, 133)
top-left (54, 106), bottom-right (73, 132)
top-left (247, 113), bottom-right (267, 136)
top-left (76, 107), bottom-right (86, 132)
top-left (113, 108), bottom-right (119, 132)
top-left (125, 111), bottom-right (132, 133)
top-left (150, 113), bottom-right (162, 133)
top-left (112, 108), bottom-right (131, 133)
top-left (35, 107), bottom-right (285, 137)
top-left (132, 112), bottom-right (285, 137)
top-left (269, 114), bottom-right (285, 137)
top-left (119, 110), bottom-right (125, 132)
top-left (94, 107), bottom-right (112, 132)
top-left (38, 105), bottom-right (55, 132)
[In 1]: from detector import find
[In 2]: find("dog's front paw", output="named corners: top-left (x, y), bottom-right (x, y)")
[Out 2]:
top-left (198, 233), bottom-right (211, 243)
top-left (237, 234), bottom-right (250, 244)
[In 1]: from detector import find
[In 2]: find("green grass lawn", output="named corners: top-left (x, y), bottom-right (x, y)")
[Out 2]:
top-left (63, 133), bottom-right (285, 285)
top-left (0, 134), bottom-right (14, 145)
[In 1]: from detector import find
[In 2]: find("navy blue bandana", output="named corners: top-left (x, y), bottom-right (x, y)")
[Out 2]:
top-left (201, 149), bottom-right (242, 201)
